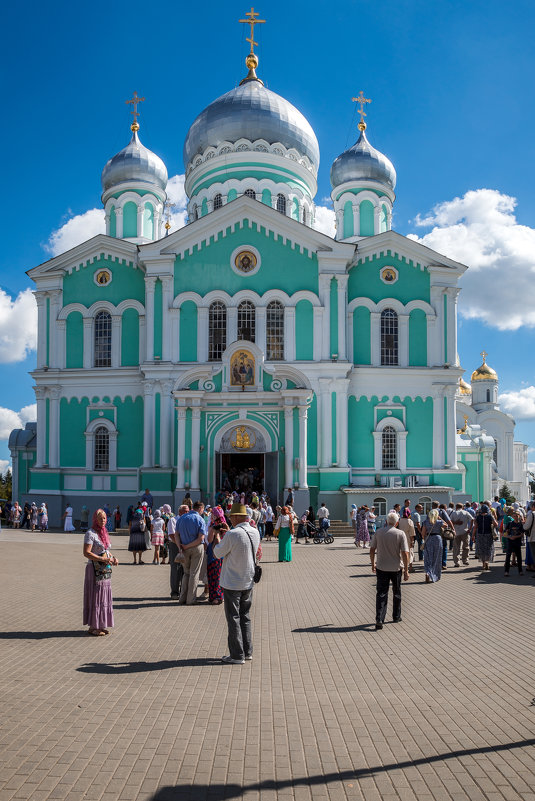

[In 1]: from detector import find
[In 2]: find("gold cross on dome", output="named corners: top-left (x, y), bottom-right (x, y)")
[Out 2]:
top-left (126, 91), bottom-right (145, 126)
top-left (352, 90), bottom-right (371, 124)
top-left (239, 7), bottom-right (266, 54)
top-left (480, 350), bottom-right (488, 362)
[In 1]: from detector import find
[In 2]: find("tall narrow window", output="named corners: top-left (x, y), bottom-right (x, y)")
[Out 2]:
top-left (276, 194), bottom-right (286, 215)
top-left (94, 311), bottom-right (112, 367)
top-left (208, 301), bottom-right (227, 361)
top-left (381, 308), bottom-right (398, 365)
top-left (244, 188), bottom-right (256, 200)
top-left (213, 193), bottom-right (222, 210)
top-left (382, 426), bottom-right (397, 469)
top-left (266, 301), bottom-right (284, 360)
top-left (237, 300), bottom-right (256, 342)
top-left (94, 426), bottom-right (109, 471)
top-left (486, 389), bottom-right (491, 402)
top-left (191, 203), bottom-right (198, 221)
top-left (302, 206), bottom-right (307, 225)
top-left (493, 439), bottom-right (498, 466)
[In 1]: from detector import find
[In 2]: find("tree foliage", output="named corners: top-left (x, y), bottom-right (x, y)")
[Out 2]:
top-left (498, 482), bottom-right (515, 504)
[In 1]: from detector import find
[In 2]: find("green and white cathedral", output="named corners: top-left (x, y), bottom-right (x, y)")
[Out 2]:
top-left (9, 45), bottom-right (530, 525)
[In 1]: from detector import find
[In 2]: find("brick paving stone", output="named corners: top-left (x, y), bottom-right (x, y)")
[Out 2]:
top-left (1, 532), bottom-right (535, 800)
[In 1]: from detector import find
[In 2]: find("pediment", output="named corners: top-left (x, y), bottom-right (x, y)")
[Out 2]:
top-left (354, 230), bottom-right (468, 275)
top-left (28, 234), bottom-right (139, 280)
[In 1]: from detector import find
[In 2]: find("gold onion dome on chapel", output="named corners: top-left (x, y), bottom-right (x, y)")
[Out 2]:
top-left (471, 351), bottom-right (498, 382)
top-left (459, 378), bottom-right (472, 395)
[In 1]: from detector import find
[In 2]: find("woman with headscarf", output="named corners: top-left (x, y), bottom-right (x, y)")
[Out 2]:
top-left (356, 506), bottom-right (370, 548)
top-left (275, 506), bottom-right (293, 562)
top-left (83, 509), bottom-right (118, 636)
top-left (473, 504), bottom-right (496, 571)
top-left (128, 507), bottom-right (149, 565)
top-left (151, 509), bottom-right (165, 564)
top-left (422, 508), bottom-right (446, 583)
top-left (206, 506), bottom-right (229, 604)
top-left (38, 503), bottom-right (48, 532)
top-left (63, 503), bottom-right (75, 532)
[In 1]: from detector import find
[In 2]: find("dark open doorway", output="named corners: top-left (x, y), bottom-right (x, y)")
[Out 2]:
top-left (220, 453), bottom-right (264, 494)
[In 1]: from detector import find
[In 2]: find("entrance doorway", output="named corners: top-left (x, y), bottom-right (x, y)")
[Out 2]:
top-left (220, 453), bottom-right (264, 494)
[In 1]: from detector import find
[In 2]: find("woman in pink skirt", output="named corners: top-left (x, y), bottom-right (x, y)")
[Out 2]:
top-left (151, 509), bottom-right (165, 564)
top-left (83, 509), bottom-right (118, 636)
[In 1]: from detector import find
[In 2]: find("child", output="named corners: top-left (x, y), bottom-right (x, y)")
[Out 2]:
top-left (151, 509), bottom-right (165, 564)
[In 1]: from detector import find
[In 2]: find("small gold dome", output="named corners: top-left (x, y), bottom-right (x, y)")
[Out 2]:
top-left (471, 353), bottom-right (498, 382)
top-left (459, 378), bottom-right (472, 395)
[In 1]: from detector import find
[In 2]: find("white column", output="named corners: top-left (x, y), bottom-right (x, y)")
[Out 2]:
top-left (48, 386), bottom-right (60, 468)
top-left (227, 307), bottom-right (238, 344)
top-left (137, 204), bottom-right (144, 238)
top-left (175, 406), bottom-right (187, 489)
top-left (48, 291), bottom-right (62, 368)
top-left (57, 320), bottom-right (66, 368)
top-left (335, 208), bottom-right (343, 240)
top-left (145, 277), bottom-right (156, 361)
top-left (285, 307), bottom-right (296, 361)
top-left (446, 287), bottom-right (459, 366)
top-left (352, 205), bottom-right (360, 238)
top-left (298, 406), bottom-right (308, 488)
top-left (190, 407), bottom-right (201, 490)
top-left (370, 312), bottom-right (381, 366)
top-left (111, 315), bottom-right (121, 368)
top-left (143, 381), bottom-right (154, 467)
top-left (374, 205), bottom-right (381, 235)
top-left (431, 286), bottom-right (445, 365)
top-left (154, 207), bottom-right (162, 240)
top-left (399, 313), bottom-right (409, 367)
top-left (445, 387), bottom-right (457, 468)
top-left (319, 379), bottom-right (332, 468)
top-left (35, 294), bottom-right (47, 368)
top-left (83, 318), bottom-right (92, 369)
top-left (35, 387), bottom-right (46, 467)
top-left (115, 207), bottom-right (123, 238)
top-left (284, 406), bottom-right (294, 488)
top-left (319, 275), bottom-right (331, 359)
top-left (336, 380), bottom-right (350, 468)
top-left (256, 307), bottom-right (266, 355)
top-left (427, 315), bottom-right (438, 366)
top-left (337, 276), bottom-right (348, 360)
top-left (170, 308), bottom-right (180, 362)
top-left (432, 389), bottom-right (445, 468)
top-left (386, 208), bottom-right (392, 231)
top-left (198, 307), bottom-right (208, 362)
top-left (105, 213), bottom-right (110, 236)
top-left (161, 277), bottom-right (173, 361)
top-left (160, 380), bottom-right (173, 468)
top-left (313, 307), bottom-right (323, 361)
top-left (139, 316), bottom-right (146, 364)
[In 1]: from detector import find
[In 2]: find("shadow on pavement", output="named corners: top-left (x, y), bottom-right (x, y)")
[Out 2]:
top-left (292, 623), bottom-right (375, 633)
top-left (77, 658), bottom-right (221, 673)
top-left (0, 630), bottom-right (88, 639)
top-left (146, 737), bottom-right (535, 800)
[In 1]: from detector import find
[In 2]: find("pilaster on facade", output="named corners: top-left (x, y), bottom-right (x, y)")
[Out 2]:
top-left (284, 405), bottom-right (293, 489)
top-left (83, 319), bottom-right (92, 369)
top-left (160, 380), bottom-right (174, 468)
top-left (144, 277), bottom-right (156, 361)
top-left (115, 207), bottom-right (123, 238)
top-left (298, 406), bottom-right (308, 488)
top-left (336, 274), bottom-right (348, 361)
top-left (142, 380), bottom-right (154, 467)
top-left (48, 291), bottom-right (62, 369)
top-left (370, 312), bottom-right (381, 365)
top-left (285, 307), bottom-right (296, 362)
top-left (318, 275), bottom-right (332, 360)
top-left (111, 316), bottom-right (121, 368)
top-left (190, 407), bottom-right (202, 490)
top-left (256, 307), bottom-right (266, 355)
top-left (48, 386), bottom-right (61, 468)
top-left (445, 287), bottom-right (460, 366)
top-left (432, 387), bottom-right (445, 469)
top-left (318, 378), bottom-right (332, 467)
top-left (398, 314), bottom-right (409, 367)
top-left (35, 293), bottom-right (47, 369)
top-left (175, 406), bottom-right (187, 490)
top-left (444, 385), bottom-right (458, 467)
top-left (34, 386), bottom-right (47, 467)
top-left (227, 307), bottom-right (238, 344)
top-left (161, 277), bottom-right (174, 361)
top-left (197, 307), bottom-right (209, 363)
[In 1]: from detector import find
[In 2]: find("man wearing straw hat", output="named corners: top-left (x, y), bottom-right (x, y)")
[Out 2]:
top-left (213, 502), bottom-right (260, 665)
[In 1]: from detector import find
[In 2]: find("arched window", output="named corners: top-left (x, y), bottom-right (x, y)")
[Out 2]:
top-left (237, 300), bottom-right (256, 342)
top-left (208, 301), bottom-right (226, 361)
top-left (418, 496), bottom-right (433, 515)
top-left (486, 389), bottom-right (491, 402)
top-left (373, 497), bottom-right (387, 517)
top-left (94, 311), bottom-right (112, 367)
top-left (302, 206), bottom-right (307, 225)
top-left (266, 301), bottom-right (284, 360)
top-left (191, 203), bottom-right (198, 221)
top-left (94, 426), bottom-right (109, 471)
top-left (213, 193), bottom-right (223, 210)
top-left (276, 194), bottom-right (286, 215)
top-left (382, 425), bottom-right (397, 469)
top-left (244, 189), bottom-right (256, 200)
top-left (381, 308), bottom-right (398, 365)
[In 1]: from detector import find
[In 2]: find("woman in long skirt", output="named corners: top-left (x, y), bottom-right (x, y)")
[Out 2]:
top-left (63, 504), bottom-right (75, 532)
top-left (128, 510), bottom-right (149, 564)
top-left (474, 505), bottom-right (496, 570)
top-left (83, 509), bottom-right (118, 636)
top-left (276, 506), bottom-right (293, 562)
top-left (422, 509), bottom-right (446, 583)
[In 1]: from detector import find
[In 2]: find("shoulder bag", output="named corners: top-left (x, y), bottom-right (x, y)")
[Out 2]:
top-left (243, 528), bottom-right (262, 583)
top-left (93, 549), bottom-right (112, 581)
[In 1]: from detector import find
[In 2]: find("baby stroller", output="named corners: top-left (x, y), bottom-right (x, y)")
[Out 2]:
top-left (313, 518), bottom-right (334, 544)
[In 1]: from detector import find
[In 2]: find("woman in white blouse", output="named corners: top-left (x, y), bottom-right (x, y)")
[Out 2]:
top-left (275, 506), bottom-right (294, 562)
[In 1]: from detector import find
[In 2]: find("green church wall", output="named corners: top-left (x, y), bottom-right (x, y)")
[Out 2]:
top-left (115, 396), bottom-right (143, 467)
top-left (331, 393), bottom-right (337, 464)
top-left (154, 393), bottom-right (161, 465)
top-left (174, 220), bottom-right (319, 297)
top-left (307, 392), bottom-right (317, 465)
top-left (45, 398), bottom-right (50, 465)
top-left (353, 307), bottom-right (371, 364)
top-left (227, 189), bottom-right (237, 202)
top-left (330, 278), bottom-right (338, 356)
top-left (123, 201), bottom-right (137, 238)
top-left (293, 407), bottom-right (299, 484)
top-left (348, 395), bottom-right (376, 467)
top-left (359, 199), bottom-right (374, 236)
top-left (262, 189), bottom-right (272, 206)
top-left (343, 201), bottom-right (353, 238)
top-left (201, 198), bottom-right (208, 217)
top-left (180, 300), bottom-right (198, 361)
top-left (402, 396), bottom-right (433, 468)
top-left (190, 162), bottom-right (310, 197)
top-left (63, 255), bottom-right (144, 307)
top-left (409, 309), bottom-right (427, 366)
top-left (295, 300), bottom-right (313, 359)
top-left (335, 187), bottom-right (385, 202)
top-left (348, 252), bottom-right (431, 305)
top-left (459, 455), bottom-right (478, 499)
top-left (154, 279), bottom-right (163, 359)
top-left (109, 206), bottom-right (116, 238)
top-left (31, 471), bottom-right (61, 491)
top-left (140, 471), bottom-right (173, 491)
top-left (60, 398), bottom-right (88, 466)
top-left (433, 472), bottom-right (463, 490)
top-left (121, 308), bottom-right (139, 366)
top-left (143, 202), bottom-right (154, 240)
top-left (66, 311), bottom-right (83, 368)
top-left (184, 408), bottom-right (192, 484)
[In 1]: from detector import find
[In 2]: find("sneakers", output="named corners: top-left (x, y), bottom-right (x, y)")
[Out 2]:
top-left (375, 623), bottom-right (383, 630)
top-left (221, 655), bottom-right (245, 665)
top-left (244, 655), bottom-right (253, 661)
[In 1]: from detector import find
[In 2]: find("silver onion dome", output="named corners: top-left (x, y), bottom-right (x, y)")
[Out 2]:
top-left (101, 130), bottom-right (168, 193)
top-left (183, 80), bottom-right (320, 173)
top-left (330, 129), bottom-right (396, 190)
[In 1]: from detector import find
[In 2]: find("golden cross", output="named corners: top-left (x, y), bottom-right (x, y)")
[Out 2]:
top-left (352, 90), bottom-right (372, 124)
top-left (480, 350), bottom-right (488, 362)
top-left (239, 7), bottom-right (266, 55)
top-left (126, 91), bottom-right (145, 125)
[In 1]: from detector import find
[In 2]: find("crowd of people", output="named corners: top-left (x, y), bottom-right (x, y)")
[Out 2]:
top-left (0, 500), bottom-right (49, 531)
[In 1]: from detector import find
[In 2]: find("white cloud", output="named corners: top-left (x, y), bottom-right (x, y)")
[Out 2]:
top-left (313, 205), bottom-right (336, 238)
top-left (45, 208), bottom-right (105, 257)
top-left (409, 189), bottom-right (535, 330)
top-left (0, 288), bottom-right (37, 363)
top-left (499, 387), bottom-right (535, 420)
top-left (0, 459), bottom-right (10, 476)
top-left (528, 462), bottom-right (535, 475)
top-left (0, 403), bottom-right (36, 442)
top-left (19, 404), bottom-right (37, 425)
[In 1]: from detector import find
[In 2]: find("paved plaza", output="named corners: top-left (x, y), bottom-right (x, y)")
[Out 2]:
top-left (1, 530), bottom-right (535, 801)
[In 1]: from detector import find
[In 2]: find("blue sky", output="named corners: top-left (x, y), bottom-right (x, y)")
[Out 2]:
top-left (2, 0), bottom-right (535, 468)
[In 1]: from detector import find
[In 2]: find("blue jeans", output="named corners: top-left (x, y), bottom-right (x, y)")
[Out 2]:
top-left (442, 538), bottom-right (448, 567)
top-left (223, 587), bottom-right (253, 660)
top-left (257, 522), bottom-right (265, 540)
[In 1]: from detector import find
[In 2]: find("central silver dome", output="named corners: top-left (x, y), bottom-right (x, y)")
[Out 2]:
top-left (330, 129), bottom-right (396, 191)
top-left (183, 80), bottom-right (319, 173)
top-left (101, 130), bottom-right (168, 194)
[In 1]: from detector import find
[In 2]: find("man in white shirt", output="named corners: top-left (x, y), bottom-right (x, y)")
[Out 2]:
top-left (317, 503), bottom-right (330, 532)
top-left (450, 503), bottom-right (472, 567)
top-left (213, 503), bottom-right (260, 665)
